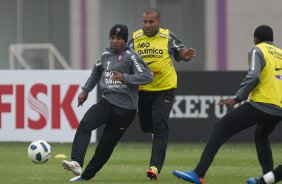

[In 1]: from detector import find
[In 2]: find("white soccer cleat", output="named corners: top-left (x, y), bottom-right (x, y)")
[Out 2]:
top-left (70, 175), bottom-right (84, 182)
top-left (62, 160), bottom-right (82, 176)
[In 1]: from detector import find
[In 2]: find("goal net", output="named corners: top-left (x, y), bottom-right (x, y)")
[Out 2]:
top-left (9, 43), bottom-right (71, 70)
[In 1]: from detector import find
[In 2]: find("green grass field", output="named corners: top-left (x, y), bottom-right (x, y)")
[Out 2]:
top-left (1, 142), bottom-right (282, 184)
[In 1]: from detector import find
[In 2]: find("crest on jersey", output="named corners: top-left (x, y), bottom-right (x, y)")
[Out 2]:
top-left (117, 54), bottom-right (123, 62)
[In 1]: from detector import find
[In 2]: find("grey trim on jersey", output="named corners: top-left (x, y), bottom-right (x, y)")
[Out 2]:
top-left (128, 29), bottom-right (186, 62)
top-left (235, 42), bottom-right (282, 117)
top-left (168, 31), bottom-right (186, 61)
top-left (235, 47), bottom-right (264, 101)
top-left (81, 45), bottom-right (153, 110)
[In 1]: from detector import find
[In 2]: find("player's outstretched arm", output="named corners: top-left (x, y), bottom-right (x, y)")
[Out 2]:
top-left (179, 48), bottom-right (197, 61)
top-left (218, 97), bottom-right (239, 106)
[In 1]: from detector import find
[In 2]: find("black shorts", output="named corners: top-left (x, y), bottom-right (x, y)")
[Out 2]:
top-left (138, 89), bottom-right (175, 133)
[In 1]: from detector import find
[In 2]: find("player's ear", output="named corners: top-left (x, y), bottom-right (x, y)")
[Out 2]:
top-left (254, 36), bottom-right (260, 45)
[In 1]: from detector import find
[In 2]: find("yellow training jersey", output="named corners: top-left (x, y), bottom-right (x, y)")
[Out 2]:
top-left (250, 42), bottom-right (282, 107)
top-left (133, 28), bottom-right (177, 91)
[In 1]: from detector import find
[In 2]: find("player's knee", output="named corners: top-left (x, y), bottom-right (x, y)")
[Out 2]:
top-left (78, 119), bottom-right (92, 132)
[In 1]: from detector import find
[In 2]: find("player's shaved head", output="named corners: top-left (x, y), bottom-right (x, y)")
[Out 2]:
top-left (143, 8), bottom-right (160, 19)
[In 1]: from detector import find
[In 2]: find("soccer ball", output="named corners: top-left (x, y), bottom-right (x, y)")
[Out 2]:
top-left (28, 140), bottom-right (51, 164)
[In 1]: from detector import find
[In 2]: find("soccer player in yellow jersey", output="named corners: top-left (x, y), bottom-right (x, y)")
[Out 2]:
top-left (173, 25), bottom-right (282, 184)
top-left (128, 8), bottom-right (197, 180)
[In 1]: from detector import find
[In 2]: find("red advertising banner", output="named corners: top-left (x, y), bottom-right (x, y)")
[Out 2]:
top-left (0, 70), bottom-right (97, 142)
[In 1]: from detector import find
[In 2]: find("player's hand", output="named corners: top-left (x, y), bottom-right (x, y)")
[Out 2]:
top-left (180, 48), bottom-right (197, 61)
top-left (78, 92), bottom-right (88, 107)
top-left (218, 98), bottom-right (238, 106)
top-left (111, 71), bottom-right (124, 81)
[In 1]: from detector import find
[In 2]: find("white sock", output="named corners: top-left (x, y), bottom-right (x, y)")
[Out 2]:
top-left (263, 171), bottom-right (275, 184)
